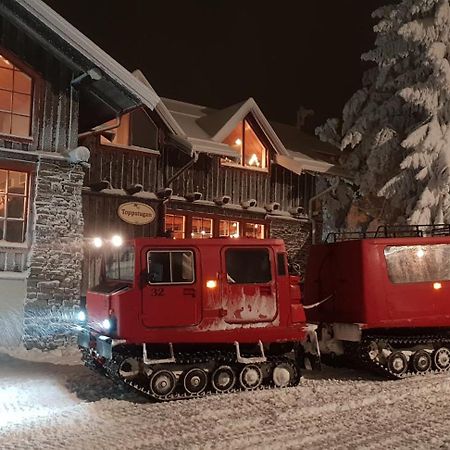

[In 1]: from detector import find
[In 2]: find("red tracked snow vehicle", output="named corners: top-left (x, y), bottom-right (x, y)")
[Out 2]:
top-left (78, 237), bottom-right (309, 400)
top-left (303, 224), bottom-right (450, 378)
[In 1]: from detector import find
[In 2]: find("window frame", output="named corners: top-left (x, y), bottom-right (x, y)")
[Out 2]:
top-left (221, 117), bottom-right (269, 172)
top-left (165, 211), bottom-right (268, 240)
top-left (384, 244), bottom-right (450, 284)
top-left (147, 249), bottom-right (196, 285)
top-left (99, 108), bottom-right (161, 153)
top-left (0, 167), bottom-right (30, 244)
top-left (0, 49), bottom-right (35, 142)
top-left (224, 247), bottom-right (273, 285)
top-left (165, 213), bottom-right (186, 239)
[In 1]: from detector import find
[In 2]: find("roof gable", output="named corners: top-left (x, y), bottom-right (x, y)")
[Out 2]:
top-left (197, 98), bottom-right (288, 155)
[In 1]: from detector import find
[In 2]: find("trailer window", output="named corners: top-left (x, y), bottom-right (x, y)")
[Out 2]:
top-left (225, 248), bottom-right (271, 284)
top-left (147, 250), bottom-right (194, 284)
top-left (105, 246), bottom-right (135, 281)
top-left (384, 244), bottom-right (450, 284)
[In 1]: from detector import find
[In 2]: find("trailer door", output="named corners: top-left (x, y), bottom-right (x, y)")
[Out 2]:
top-left (141, 248), bottom-right (201, 328)
top-left (221, 246), bottom-right (278, 324)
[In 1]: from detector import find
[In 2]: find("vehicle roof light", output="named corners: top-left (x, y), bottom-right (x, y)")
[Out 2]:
top-left (434, 282), bottom-right (442, 290)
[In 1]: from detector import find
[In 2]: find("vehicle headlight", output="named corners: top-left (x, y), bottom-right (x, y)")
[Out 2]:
top-left (102, 319), bottom-right (112, 330)
top-left (77, 310), bottom-right (86, 322)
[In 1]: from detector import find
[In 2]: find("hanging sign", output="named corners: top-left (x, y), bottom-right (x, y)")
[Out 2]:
top-left (118, 202), bottom-right (156, 225)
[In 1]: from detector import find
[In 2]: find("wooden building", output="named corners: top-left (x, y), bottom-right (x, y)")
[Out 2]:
top-left (0, 0), bottom-right (341, 348)
top-left (81, 73), bottom-right (342, 289)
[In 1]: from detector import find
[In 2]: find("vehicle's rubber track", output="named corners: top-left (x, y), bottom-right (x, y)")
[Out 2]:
top-left (93, 349), bottom-right (301, 402)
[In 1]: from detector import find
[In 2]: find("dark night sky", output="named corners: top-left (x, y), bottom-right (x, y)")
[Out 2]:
top-left (43, 0), bottom-right (387, 132)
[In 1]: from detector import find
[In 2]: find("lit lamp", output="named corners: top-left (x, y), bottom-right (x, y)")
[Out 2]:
top-left (248, 153), bottom-right (260, 167)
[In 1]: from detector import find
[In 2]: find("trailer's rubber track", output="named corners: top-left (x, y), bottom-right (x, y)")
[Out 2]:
top-left (351, 334), bottom-right (450, 379)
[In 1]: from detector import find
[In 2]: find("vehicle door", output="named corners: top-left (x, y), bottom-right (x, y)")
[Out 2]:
top-left (220, 246), bottom-right (278, 324)
top-left (141, 247), bottom-right (201, 328)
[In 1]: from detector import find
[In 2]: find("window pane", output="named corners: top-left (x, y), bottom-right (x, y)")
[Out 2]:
top-left (277, 253), bottom-right (287, 276)
top-left (0, 170), bottom-right (6, 192)
top-left (384, 245), bottom-right (450, 283)
top-left (5, 220), bottom-right (24, 243)
top-left (225, 249), bottom-right (272, 284)
top-left (219, 220), bottom-right (239, 238)
top-left (130, 108), bottom-right (158, 149)
top-left (8, 171), bottom-right (27, 195)
top-left (171, 251), bottom-right (194, 283)
top-left (0, 90), bottom-right (12, 112)
top-left (100, 114), bottom-right (129, 146)
top-left (0, 219), bottom-right (4, 239)
top-left (148, 251), bottom-right (171, 283)
top-left (0, 195), bottom-right (5, 217)
top-left (0, 56), bottom-right (12, 69)
top-left (192, 217), bottom-right (213, 239)
top-left (165, 214), bottom-right (185, 239)
top-left (104, 246), bottom-right (135, 282)
top-left (11, 114), bottom-right (30, 136)
top-left (12, 93), bottom-right (31, 115)
top-left (244, 120), bottom-right (267, 169)
top-left (222, 121), bottom-right (243, 164)
top-left (7, 196), bottom-right (25, 219)
top-left (0, 111), bottom-right (11, 134)
top-left (244, 223), bottom-right (265, 239)
top-left (0, 68), bottom-right (13, 90)
top-left (14, 71), bottom-right (32, 95)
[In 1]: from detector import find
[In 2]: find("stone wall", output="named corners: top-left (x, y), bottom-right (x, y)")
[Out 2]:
top-left (24, 158), bottom-right (85, 349)
top-left (269, 217), bottom-right (312, 276)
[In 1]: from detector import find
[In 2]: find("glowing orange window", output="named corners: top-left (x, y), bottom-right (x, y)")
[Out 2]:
top-left (243, 223), bottom-right (265, 239)
top-left (223, 119), bottom-right (268, 170)
top-left (191, 217), bottom-right (213, 239)
top-left (219, 220), bottom-right (240, 238)
top-left (0, 54), bottom-right (32, 137)
top-left (165, 214), bottom-right (185, 239)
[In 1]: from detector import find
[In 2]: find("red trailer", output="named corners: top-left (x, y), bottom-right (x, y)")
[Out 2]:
top-left (303, 225), bottom-right (450, 377)
top-left (78, 237), bottom-right (308, 400)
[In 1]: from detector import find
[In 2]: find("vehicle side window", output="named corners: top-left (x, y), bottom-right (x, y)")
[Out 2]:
top-left (147, 250), bottom-right (194, 284)
top-left (225, 248), bottom-right (272, 284)
top-left (277, 252), bottom-right (287, 276)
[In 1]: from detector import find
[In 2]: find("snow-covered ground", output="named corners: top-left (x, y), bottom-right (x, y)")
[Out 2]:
top-left (1, 347), bottom-right (450, 450)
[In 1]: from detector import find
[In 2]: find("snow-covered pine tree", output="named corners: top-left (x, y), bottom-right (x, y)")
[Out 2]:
top-left (318, 0), bottom-right (450, 225)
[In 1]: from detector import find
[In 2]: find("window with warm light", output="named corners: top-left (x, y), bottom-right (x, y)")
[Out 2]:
top-left (165, 214), bottom-right (185, 239)
top-left (219, 220), bottom-right (239, 238)
top-left (0, 54), bottom-right (33, 138)
top-left (100, 109), bottom-right (159, 150)
top-left (243, 223), bottom-right (265, 239)
top-left (191, 217), bottom-right (213, 239)
top-left (0, 169), bottom-right (29, 242)
top-left (223, 119), bottom-right (267, 170)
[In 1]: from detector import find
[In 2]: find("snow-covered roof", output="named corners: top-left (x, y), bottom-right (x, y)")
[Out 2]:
top-left (162, 97), bottom-right (344, 176)
top-left (2, 0), bottom-right (160, 113)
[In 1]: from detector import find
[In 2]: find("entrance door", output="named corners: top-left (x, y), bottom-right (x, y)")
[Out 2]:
top-left (221, 246), bottom-right (278, 324)
top-left (141, 248), bottom-right (201, 328)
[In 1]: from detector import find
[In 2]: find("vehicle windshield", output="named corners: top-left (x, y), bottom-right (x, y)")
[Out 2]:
top-left (105, 245), bottom-right (135, 282)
